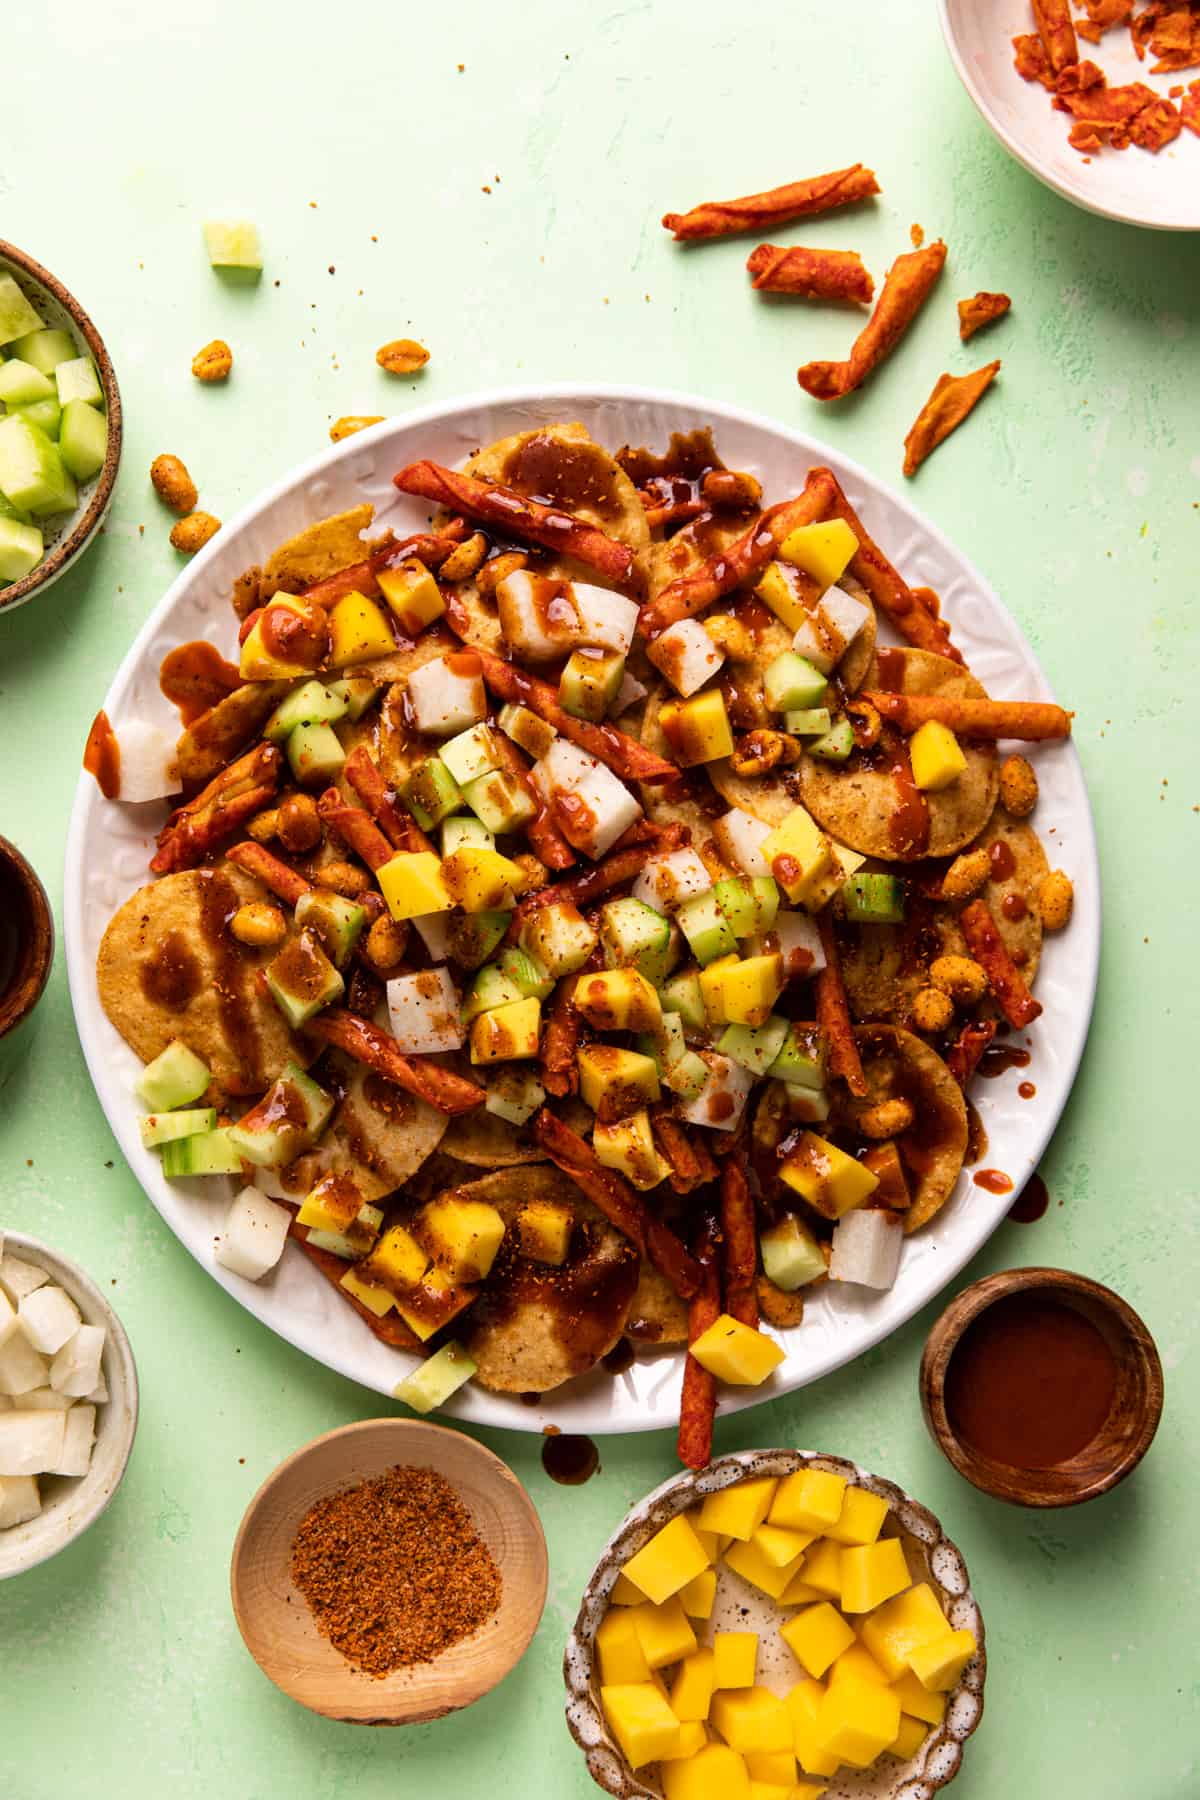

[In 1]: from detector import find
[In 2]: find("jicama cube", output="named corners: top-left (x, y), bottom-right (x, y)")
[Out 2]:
top-left (829, 1210), bottom-right (904, 1291)
top-left (50, 1324), bottom-right (106, 1397)
top-left (0, 1284), bottom-right (16, 1348)
top-left (0, 1410), bottom-right (66, 1475)
top-left (0, 1330), bottom-right (48, 1396)
top-left (113, 720), bottom-right (182, 804)
top-left (18, 1285), bottom-right (81, 1355)
top-left (411, 911), bottom-right (452, 961)
top-left (713, 808), bottom-right (772, 879)
top-left (214, 1189), bottom-right (291, 1281)
top-left (496, 570), bottom-right (638, 659)
top-left (406, 656), bottom-right (487, 735)
top-left (0, 1474), bottom-right (41, 1528)
top-left (49, 1404), bottom-right (96, 1477)
top-left (16, 1387), bottom-right (73, 1411)
top-left (531, 738), bottom-right (641, 859)
top-left (0, 1254), bottom-right (50, 1302)
top-left (817, 587), bottom-right (871, 659)
top-left (769, 911), bottom-right (826, 981)
top-left (387, 967), bottom-right (465, 1054)
top-left (647, 619), bottom-right (725, 698)
top-left (675, 1052), bottom-right (753, 1132)
top-left (630, 849), bottom-right (712, 915)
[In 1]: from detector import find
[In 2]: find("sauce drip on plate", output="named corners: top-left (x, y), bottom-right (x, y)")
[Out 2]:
top-left (160, 641), bottom-right (242, 725)
top-left (83, 709), bottom-right (121, 799)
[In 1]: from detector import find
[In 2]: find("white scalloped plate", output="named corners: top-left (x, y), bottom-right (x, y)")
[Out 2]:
top-left (63, 385), bottom-right (1099, 1435)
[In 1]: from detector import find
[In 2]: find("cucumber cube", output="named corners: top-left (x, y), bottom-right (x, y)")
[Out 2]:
top-left (402, 756), bottom-right (463, 830)
top-left (498, 701), bottom-right (557, 760)
top-left (136, 1039), bottom-right (211, 1111)
top-left (203, 219), bottom-right (263, 271)
top-left (447, 909), bottom-right (512, 970)
top-left (808, 717), bottom-right (855, 763)
top-left (0, 359), bottom-right (55, 406)
top-left (714, 876), bottom-right (780, 940)
top-left (785, 707), bottom-right (833, 738)
top-left (54, 356), bottom-right (103, 407)
top-left (286, 720), bottom-right (345, 785)
top-left (599, 897), bottom-right (673, 984)
top-left (140, 1107), bottom-right (218, 1149)
top-left (463, 963), bottom-right (524, 1023)
top-left (0, 491), bottom-right (33, 526)
top-left (326, 677), bottom-right (380, 722)
top-left (58, 399), bottom-right (107, 481)
top-left (484, 1066), bottom-right (546, 1126)
top-left (0, 415), bottom-right (71, 513)
top-left (294, 890), bottom-right (367, 966)
top-left (441, 723), bottom-right (502, 787)
top-left (769, 1025), bottom-right (827, 1090)
top-left (461, 768), bottom-right (536, 834)
top-left (760, 1214), bottom-right (828, 1291)
top-left (498, 946), bottom-right (555, 1000)
top-left (264, 679), bottom-right (347, 743)
top-left (842, 873), bottom-right (906, 925)
top-left (718, 1015), bottom-right (790, 1077)
top-left (664, 1047), bottom-right (710, 1099)
top-left (0, 275), bottom-right (44, 346)
top-left (677, 891), bottom-right (737, 966)
top-left (265, 932), bottom-right (344, 1028)
top-left (441, 815), bottom-right (494, 857)
top-left (0, 518), bottom-right (43, 584)
top-left (12, 398), bottom-right (62, 440)
top-left (393, 1341), bottom-right (477, 1414)
top-left (660, 970), bottom-right (706, 1034)
top-left (28, 465), bottom-right (76, 519)
top-left (559, 648), bottom-right (625, 722)
top-left (9, 328), bottom-right (75, 375)
top-left (160, 1127), bottom-right (244, 1177)
top-left (785, 1085), bottom-right (830, 1123)
top-left (764, 651), bottom-right (828, 713)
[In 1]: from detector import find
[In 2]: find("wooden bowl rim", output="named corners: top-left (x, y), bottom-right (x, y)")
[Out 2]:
top-left (0, 239), bottom-right (123, 615)
top-left (919, 1266), bottom-right (1164, 1508)
top-left (0, 835), bottom-right (54, 1039)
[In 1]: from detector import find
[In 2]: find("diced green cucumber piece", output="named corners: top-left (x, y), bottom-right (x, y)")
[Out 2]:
top-left (498, 701), bottom-right (557, 760)
top-left (517, 902), bottom-right (597, 978)
top-left (463, 963), bottom-right (524, 1023)
top-left (842, 872), bottom-right (906, 925)
top-left (0, 359), bottom-right (55, 406)
top-left (784, 707), bottom-right (832, 738)
top-left (0, 415), bottom-right (71, 513)
top-left (714, 876), bottom-right (780, 940)
top-left (808, 717), bottom-right (854, 763)
top-left (326, 676), bottom-right (380, 721)
top-left (0, 517), bottom-right (43, 583)
top-left (786, 1085), bottom-right (830, 1123)
top-left (12, 398), bottom-right (62, 440)
top-left (484, 1066), bottom-right (546, 1126)
top-left (677, 890), bottom-right (737, 966)
top-left (769, 1025), bottom-right (827, 1090)
top-left (294, 890), bottom-right (367, 966)
top-left (559, 648), bottom-right (625, 722)
top-left (599, 897), bottom-right (672, 984)
top-left (264, 931), bottom-right (344, 1029)
top-left (286, 719), bottom-right (345, 785)
top-left (264, 679), bottom-right (348, 743)
top-left (28, 463), bottom-right (76, 519)
top-left (761, 1215), bottom-right (828, 1291)
top-left (160, 1126), bottom-right (244, 1177)
top-left (9, 328), bottom-right (76, 375)
top-left (764, 651), bottom-right (828, 713)
top-left (462, 768), bottom-right (536, 834)
top-left (448, 909), bottom-right (512, 970)
top-left (303, 1228), bottom-right (358, 1260)
top-left (441, 814), bottom-right (494, 857)
top-left (402, 756), bottom-right (463, 830)
top-left (665, 1048), bottom-right (709, 1099)
top-left (226, 1063), bottom-right (334, 1167)
top-left (640, 1009), bottom-right (687, 1071)
top-left (58, 399), bottom-right (107, 480)
top-left (718, 1015), bottom-right (790, 1077)
top-left (0, 275), bottom-right (44, 346)
top-left (140, 1107), bottom-right (218, 1149)
top-left (136, 1039), bottom-right (211, 1111)
top-left (203, 219), bottom-right (263, 271)
top-left (393, 1340), bottom-right (478, 1413)
top-left (499, 945), bottom-right (554, 1000)
top-left (441, 722), bottom-right (502, 787)
top-left (0, 491), bottom-right (33, 526)
top-left (54, 356), bottom-right (103, 407)
top-left (660, 969), bottom-right (706, 1034)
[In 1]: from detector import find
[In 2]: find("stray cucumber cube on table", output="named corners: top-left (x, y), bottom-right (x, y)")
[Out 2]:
top-left (203, 219), bottom-right (263, 272)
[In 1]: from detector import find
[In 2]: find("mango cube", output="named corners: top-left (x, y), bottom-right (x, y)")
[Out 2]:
top-left (828, 1644), bottom-right (889, 1689)
top-left (377, 558), bottom-right (445, 633)
top-left (780, 1603), bottom-right (855, 1680)
top-left (745, 1752), bottom-right (797, 1786)
top-left (712, 1631), bottom-right (758, 1689)
top-left (417, 1196), bottom-right (506, 1283)
top-left (840, 1538), bottom-right (911, 1614)
top-left (392, 1267), bottom-right (476, 1342)
top-left (797, 1539), bottom-right (843, 1599)
top-left (792, 1783), bottom-right (832, 1800)
top-left (357, 1223), bottom-right (429, 1295)
top-left (688, 1315), bottom-right (785, 1386)
top-left (699, 1478), bottom-right (778, 1542)
top-left (778, 519), bottom-right (859, 591)
top-left (826, 1485), bottom-right (889, 1547)
top-left (784, 1680), bottom-right (840, 1779)
top-left (860, 1584), bottom-right (951, 1681)
top-left (663, 1744), bottom-right (750, 1800)
top-left (660, 689), bottom-right (734, 766)
top-left (752, 1523), bottom-right (815, 1568)
top-left (600, 1682), bottom-right (682, 1770)
top-left (711, 1687), bottom-right (793, 1755)
top-left (695, 1527), bottom-right (732, 1562)
top-left (888, 1713), bottom-right (931, 1760)
top-left (755, 560), bottom-right (816, 632)
top-left (724, 1536), bottom-right (809, 1600)
top-left (670, 1648), bottom-right (715, 1722)
top-left (760, 808), bottom-right (833, 907)
top-left (338, 1266), bottom-right (395, 1316)
top-left (575, 967), bottom-right (663, 1035)
top-left (812, 1676), bottom-right (900, 1769)
top-left (698, 954), bottom-right (784, 1029)
top-left (660, 1721), bottom-right (709, 1762)
top-left (778, 1573), bottom-right (826, 1606)
top-left (907, 1629), bottom-right (976, 1692)
top-left (679, 1568), bottom-right (718, 1620)
top-left (593, 1109), bottom-right (672, 1192)
top-left (779, 1133), bottom-right (879, 1220)
top-left (441, 846), bottom-right (525, 912)
top-left (609, 1570), bottom-right (647, 1606)
top-left (597, 1608), bottom-right (653, 1685)
top-left (622, 1512), bottom-right (711, 1605)
top-left (631, 1597), bottom-right (698, 1670)
top-left (909, 720), bottom-right (967, 792)
top-left (769, 1469), bottom-right (847, 1535)
top-left (469, 997), bottom-right (541, 1063)
top-left (377, 852), bottom-right (451, 921)
top-left (238, 598), bottom-right (322, 681)
top-left (516, 1200), bottom-right (572, 1267)
top-left (327, 590), bottom-right (397, 668)
top-left (746, 1784), bottom-right (790, 1800)
top-left (889, 1669), bottom-right (947, 1727)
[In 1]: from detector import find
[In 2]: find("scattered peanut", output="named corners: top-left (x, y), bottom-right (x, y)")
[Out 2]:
top-left (475, 550), bottom-right (527, 598)
top-left (701, 467), bottom-right (763, 511)
top-left (150, 454), bottom-right (198, 514)
top-left (731, 729), bottom-right (801, 777)
top-left (191, 339), bottom-right (233, 382)
top-left (314, 860), bottom-right (373, 898)
top-left (855, 1096), bottom-right (916, 1140)
top-left (703, 615), bottom-right (755, 661)
top-left (329, 415), bottom-right (384, 443)
top-left (929, 953), bottom-right (989, 1005)
top-left (941, 847), bottom-right (991, 902)
top-left (911, 986), bottom-right (955, 1033)
top-left (999, 754), bottom-right (1038, 817)
top-left (438, 532), bottom-right (489, 582)
top-left (846, 697), bottom-right (882, 750)
top-left (169, 511), bottom-right (222, 554)
top-left (756, 1275), bottom-right (804, 1329)
top-left (229, 902), bottom-right (287, 947)
top-left (376, 338), bottom-right (430, 375)
top-left (1037, 869), bottom-right (1074, 931)
top-left (364, 915), bottom-right (409, 975)
top-left (277, 792), bottom-right (323, 854)
top-left (247, 808), bottom-right (280, 844)
top-left (231, 565), bottom-right (264, 621)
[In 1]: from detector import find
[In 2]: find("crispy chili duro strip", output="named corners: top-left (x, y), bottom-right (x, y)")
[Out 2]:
top-left (720, 1161), bottom-right (760, 1329)
top-left (343, 744), bottom-right (433, 855)
top-left (903, 362), bottom-right (1001, 479)
top-left (959, 901), bottom-right (1044, 1030)
top-left (290, 1221), bottom-right (423, 1350)
top-left (151, 743), bottom-right (282, 873)
top-left (393, 461), bottom-right (635, 586)
top-left (662, 164), bottom-right (881, 241)
top-left (316, 789), bottom-right (396, 871)
top-left (816, 915), bottom-right (868, 1098)
top-left (308, 1010), bottom-right (486, 1115)
top-left (475, 649), bottom-right (675, 783)
top-left (639, 472), bottom-right (837, 638)
top-left (490, 731), bottom-right (575, 871)
top-left (958, 292), bottom-right (1012, 342)
top-left (225, 840), bottom-right (313, 906)
top-left (677, 1211), bottom-right (722, 1471)
top-left (511, 826), bottom-right (687, 934)
top-left (944, 1018), bottom-right (997, 1089)
top-left (815, 470), bottom-right (961, 663)
top-left (746, 245), bottom-right (875, 305)
top-left (653, 1108), bottom-right (719, 1194)
top-left (797, 240), bottom-right (947, 401)
top-left (174, 680), bottom-right (293, 792)
top-left (864, 692), bottom-right (1073, 741)
top-left (1033, 0), bottom-right (1079, 73)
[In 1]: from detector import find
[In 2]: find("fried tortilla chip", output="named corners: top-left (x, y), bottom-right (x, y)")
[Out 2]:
top-left (261, 503), bottom-right (384, 595)
top-left (844, 1025), bottom-right (968, 1232)
top-left (626, 1261), bottom-right (690, 1349)
top-left (319, 1048), bottom-right (450, 1201)
top-left (439, 1109), bottom-right (547, 1167)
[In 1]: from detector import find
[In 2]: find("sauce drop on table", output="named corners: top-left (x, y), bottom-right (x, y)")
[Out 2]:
top-left (1009, 1172), bottom-right (1049, 1222)
top-left (541, 1433), bottom-right (600, 1485)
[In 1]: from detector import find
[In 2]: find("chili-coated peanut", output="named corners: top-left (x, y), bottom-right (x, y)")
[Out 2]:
top-left (438, 532), bottom-right (489, 582)
top-left (376, 338), bottom-right (430, 375)
top-left (314, 860), bottom-right (373, 898)
top-left (846, 698), bottom-right (882, 750)
top-left (231, 565), bottom-right (263, 621)
top-left (703, 615), bottom-right (755, 661)
top-left (941, 847), bottom-right (991, 902)
top-left (1037, 869), bottom-right (1074, 931)
top-left (191, 339), bottom-right (233, 382)
top-left (999, 754), bottom-right (1038, 817)
top-left (701, 468), bottom-right (763, 511)
top-left (247, 808), bottom-right (280, 843)
top-left (756, 1275), bottom-right (804, 1329)
top-left (170, 512), bottom-right (221, 554)
top-left (731, 729), bottom-right (801, 777)
top-left (929, 953), bottom-right (989, 1004)
top-left (911, 986), bottom-right (955, 1033)
top-left (229, 902), bottom-right (287, 947)
top-left (855, 1096), bottom-right (916, 1140)
top-left (150, 454), bottom-right (198, 514)
top-left (277, 793), bottom-right (322, 854)
top-left (364, 915), bottom-right (409, 975)
top-left (329, 415), bottom-right (384, 443)
top-left (476, 551), bottom-right (527, 597)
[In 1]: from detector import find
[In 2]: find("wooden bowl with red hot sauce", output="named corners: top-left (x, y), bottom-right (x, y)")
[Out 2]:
top-left (919, 1267), bottom-right (1164, 1508)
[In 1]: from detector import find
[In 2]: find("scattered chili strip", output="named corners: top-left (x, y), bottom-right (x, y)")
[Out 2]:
top-left (677, 1212), bottom-right (721, 1470)
top-left (903, 361), bottom-right (1001, 478)
top-left (958, 292), bottom-right (1012, 341)
top-left (662, 164), bottom-right (880, 241)
top-left (746, 245), bottom-right (875, 305)
top-left (719, 1161), bottom-right (760, 1328)
top-left (309, 1009), bottom-right (487, 1115)
top-left (864, 692), bottom-right (1073, 741)
top-left (797, 240), bottom-right (947, 401)
top-left (959, 900), bottom-right (1044, 1029)
top-left (816, 469), bottom-right (962, 663)
top-left (816, 915), bottom-right (868, 1098)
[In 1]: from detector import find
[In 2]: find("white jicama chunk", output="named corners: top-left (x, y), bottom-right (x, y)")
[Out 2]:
top-left (496, 571), bottom-right (638, 660)
top-left (411, 912), bottom-right (452, 962)
top-left (829, 1209), bottom-right (904, 1290)
top-left (406, 657), bottom-right (487, 736)
top-left (387, 967), bottom-right (464, 1054)
top-left (0, 1411), bottom-right (67, 1476)
top-left (0, 1255), bottom-right (50, 1303)
top-left (251, 1162), bottom-right (312, 1201)
top-left (0, 1285), bottom-right (16, 1348)
top-left (0, 1473), bottom-right (41, 1528)
top-left (631, 849), bottom-right (712, 914)
top-left (50, 1404), bottom-right (96, 1478)
top-left (49, 1324), bottom-right (106, 1397)
top-left (817, 586), bottom-right (871, 661)
top-left (713, 808), bottom-right (772, 879)
top-left (14, 1387), bottom-right (74, 1411)
top-left (18, 1285), bottom-right (82, 1355)
top-left (0, 1331), bottom-right (48, 1397)
top-left (613, 671), bottom-right (648, 715)
top-left (675, 1052), bottom-right (754, 1133)
top-left (114, 720), bottom-right (182, 804)
top-left (0, 1395), bottom-right (10, 1412)
top-left (772, 912), bottom-right (827, 980)
top-left (531, 738), bottom-right (641, 860)
top-left (646, 619), bottom-right (725, 698)
top-left (791, 616), bottom-right (837, 676)
top-left (83, 1377), bottom-right (109, 1406)
top-left (214, 1189), bottom-right (291, 1282)
top-left (571, 583), bottom-right (640, 656)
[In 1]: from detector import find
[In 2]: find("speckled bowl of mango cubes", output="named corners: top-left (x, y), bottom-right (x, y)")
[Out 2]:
top-left (564, 1450), bottom-right (985, 1800)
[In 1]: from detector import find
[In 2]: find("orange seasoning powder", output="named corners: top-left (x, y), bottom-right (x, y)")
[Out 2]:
top-left (290, 1464), bottom-right (502, 1677)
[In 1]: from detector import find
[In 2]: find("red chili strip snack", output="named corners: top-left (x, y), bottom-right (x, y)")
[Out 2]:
top-left (1075, 0), bottom-right (1132, 45)
top-left (903, 362), bottom-right (1001, 479)
top-left (797, 240), bottom-right (947, 402)
top-left (746, 245), bottom-right (875, 305)
top-left (944, 1019), bottom-right (997, 1089)
top-left (392, 460), bottom-right (635, 587)
top-left (1131, 1), bottom-right (1200, 72)
top-left (662, 163), bottom-right (881, 241)
top-left (959, 900), bottom-right (1044, 1029)
top-left (720, 1162), bottom-right (760, 1328)
top-left (653, 1108), bottom-right (719, 1195)
top-left (490, 730), bottom-right (576, 871)
top-left (344, 744), bottom-right (433, 855)
top-left (539, 968), bottom-right (587, 1097)
top-left (315, 789), bottom-right (396, 871)
top-left (816, 470), bottom-right (962, 663)
top-left (308, 1009), bottom-right (486, 1115)
top-left (512, 826), bottom-right (687, 935)
top-left (225, 840), bottom-right (313, 906)
top-left (1012, 31), bottom-right (1056, 87)
top-left (1033, 0), bottom-right (1080, 72)
top-left (1184, 80), bottom-right (1200, 134)
top-left (475, 649), bottom-right (676, 783)
top-left (816, 916), bottom-right (868, 1098)
top-left (958, 292), bottom-right (1012, 341)
top-left (151, 743), bottom-right (282, 874)
top-left (677, 1212), bottom-right (722, 1470)
top-left (864, 692), bottom-right (1073, 741)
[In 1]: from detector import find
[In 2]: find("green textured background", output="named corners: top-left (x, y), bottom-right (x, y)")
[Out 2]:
top-left (2, 2), bottom-right (1197, 1794)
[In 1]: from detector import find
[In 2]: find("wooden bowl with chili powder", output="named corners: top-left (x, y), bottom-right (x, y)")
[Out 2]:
top-left (230, 1418), bottom-right (548, 1723)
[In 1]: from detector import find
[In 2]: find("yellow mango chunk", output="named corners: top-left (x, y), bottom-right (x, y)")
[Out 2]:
top-left (813, 1676), bottom-right (900, 1769)
top-left (783, 1680), bottom-right (840, 1779)
top-left (694, 1525), bottom-right (728, 1561)
top-left (392, 1266), bottom-right (475, 1342)
top-left (623, 1513), bottom-right (711, 1606)
top-left (888, 1712), bottom-right (931, 1760)
top-left (575, 968), bottom-right (663, 1035)
top-left (791, 1783), bottom-right (831, 1800)
top-left (377, 851), bottom-right (451, 921)
top-left (907, 1628), bottom-right (977, 1692)
top-left (238, 598), bottom-right (322, 681)
top-left (840, 1537), bottom-right (911, 1614)
top-left (746, 1783), bottom-right (791, 1800)
top-left (760, 808), bottom-right (833, 907)
top-left (418, 1196), bottom-right (506, 1283)
top-left (712, 1630), bottom-right (758, 1689)
top-left (338, 1266), bottom-right (395, 1316)
top-left (441, 845), bottom-right (525, 912)
top-left (377, 558), bottom-right (444, 633)
top-left (890, 1670), bottom-right (947, 1727)
top-left (660, 689), bottom-right (735, 766)
top-left (660, 1721), bottom-right (709, 1762)
top-left (779, 1133), bottom-right (879, 1219)
top-left (699, 953), bottom-right (785, 1029)
top-left (516, 1200), bottom-right (572, 1267)
top-left (593, 1108), bottom-right (672, 1192)
top-left (327, 590), bottom-right (397, 669)
top-left (469, 996), bottom-right (541, 1064)
top-left (745, 1752), bottom-right (797, 1786)
top-left (769, 1469), bottom-right (847, 1535)
top-left (596, 1608), bottom-right (652, 1685)
top-left (752, 1523), bottom-right (816, 1569)
top-left (779, 518), bottom-right (859, 591)
top-left (724, 1535), bottom-right (809, 1600)
top-left (909, 719), bottom-right (967, 792)
top-left (755, 560), bottom-right (813, 632)
top-left (780, 1602), bottom-right (855, 1680)
top-left (699, 1478), bottom-right (778, 1543)
top-left (669, 1648), bottom-right (715, 1722)
top-left (827, 1485), bottom-right (890, 1546)
top-left (777, 1572), bottom-right (826, 1606)
top-left (663, 1744), bottom-right (750, 1800)
top-left (577, 1045), bottom-right (661, 1120)
top-left (828, 1643), bottom-right (889, 1689)
top-left (688, 1315), bottom-right (785, 1386)
top-left (600, 1682), bottom-right (682, 1770)
top-left (860, 1583), bottom-right (952, 1681)
top-left (679, 1568), bottom-right (718, 1621)
top-left (798, 1539), bottom-right (843, 1599)
top-left (631, 1596), bottom-right (698, 1670)
top-left (358, 1223), bottom-right (429, 1294)
top-left (711, 1687), bottom-right (793, 1755)
top-left (609, 1569), bottom-right (647, 1606)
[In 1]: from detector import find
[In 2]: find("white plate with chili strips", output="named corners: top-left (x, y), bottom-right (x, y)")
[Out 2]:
top-left (63, 385), bottom-right (1100, 1436)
